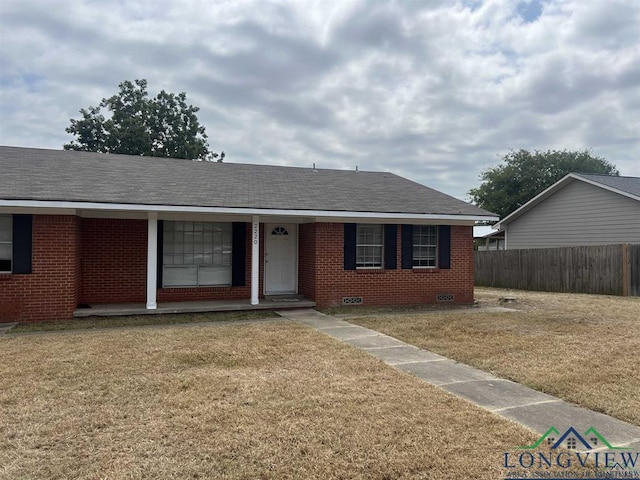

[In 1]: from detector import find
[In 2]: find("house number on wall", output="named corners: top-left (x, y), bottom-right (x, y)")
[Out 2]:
top-left (253, 222), bottom-right (259, 245)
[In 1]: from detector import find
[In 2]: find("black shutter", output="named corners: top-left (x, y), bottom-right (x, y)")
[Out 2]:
top-left (12, 214), bottom-right (33, 274)
top-left (231, 222), bottom-right (247, 286)
top-left (344, 223), bottom-right (357, 270)
top-left (384, 224), bottom-right (397, 269)
top-left (438, 225), bottom-right (451, 269)
top-left (401, 224), bottom-right (413, 269)
top-left (157, 220), bottom-right (164, 287)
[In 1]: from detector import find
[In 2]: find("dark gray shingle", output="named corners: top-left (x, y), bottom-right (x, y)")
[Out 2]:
top-left (575, 173), bottom-right (640, 198)
top-left (1, 146), bottom-right (493, 216)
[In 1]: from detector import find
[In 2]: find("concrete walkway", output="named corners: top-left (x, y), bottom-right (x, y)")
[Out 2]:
top-left (277, 308), bottom-right (640, 451)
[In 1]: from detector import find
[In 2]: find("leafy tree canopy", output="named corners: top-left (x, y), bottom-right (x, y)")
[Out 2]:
top-left (64, 79), bottom-right (222, 161)
top-left (469, 149), bottom-right (619, 220)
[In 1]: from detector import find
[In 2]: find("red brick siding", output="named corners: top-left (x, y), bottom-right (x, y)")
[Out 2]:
top-left (307, 223), bottom-right (474, 307)
top-left (297, 223), bottom-right (316, 299)
top-left (1, 217), bottom-right (474, 322)
top-left (0, 215), bottom-right (80, 322)
top-left (80, 218), bottom-right (147, 304)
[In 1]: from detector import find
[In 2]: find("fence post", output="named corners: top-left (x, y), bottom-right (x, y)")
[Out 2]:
top-left (622, 243), bottom-right (630, 297)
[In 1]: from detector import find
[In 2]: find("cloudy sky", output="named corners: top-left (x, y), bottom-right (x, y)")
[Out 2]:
top-left (1, 0), bottom-right (638, 200)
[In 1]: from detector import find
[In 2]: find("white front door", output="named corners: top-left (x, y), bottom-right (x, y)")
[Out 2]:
top-left (265, 224), bottom-right (297, 294)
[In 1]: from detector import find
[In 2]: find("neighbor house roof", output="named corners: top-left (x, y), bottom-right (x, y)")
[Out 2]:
top-left (0, 146), bottom-right (496, 221)
top-left (495, 172), bottom-right (640, 229)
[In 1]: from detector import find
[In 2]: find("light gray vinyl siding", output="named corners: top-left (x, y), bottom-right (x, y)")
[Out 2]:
top-left (506, 180), bottom-right (640, 249)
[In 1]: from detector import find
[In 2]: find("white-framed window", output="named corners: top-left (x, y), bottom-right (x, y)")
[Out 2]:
top-left (163, 221), bottom-right (232, 287)
top-left (413, 225), bottom-right (437, 268)
top-left (0, 215), bottom-right (11, 273)
top-left (356, 224), bottom-right (383, 268)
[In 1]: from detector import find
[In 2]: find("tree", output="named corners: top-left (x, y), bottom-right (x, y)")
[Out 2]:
top-left (469, 149), bottom-right (619, 219)
top-left (64, 79), bottom-right (222, 160)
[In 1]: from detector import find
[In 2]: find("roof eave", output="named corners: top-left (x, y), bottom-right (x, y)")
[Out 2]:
top-left (0, 199), bottom-right (498, 223)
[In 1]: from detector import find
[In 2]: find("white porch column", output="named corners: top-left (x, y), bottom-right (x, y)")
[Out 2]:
top-left (146, 213), bottom-right (158, 310)
top-left (251, 215), bottom-right (260, 305)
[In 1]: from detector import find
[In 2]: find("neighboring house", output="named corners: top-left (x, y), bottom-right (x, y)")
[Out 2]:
top-left (495, 173), bottom-right (640, 249)
top-left (473, 225), bottom-right (505, 251)
top-left (0, 146), bottom-right (496, 322)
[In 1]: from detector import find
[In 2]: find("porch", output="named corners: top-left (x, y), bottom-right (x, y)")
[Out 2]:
top-left (74, 296), bottom-right (316, 318)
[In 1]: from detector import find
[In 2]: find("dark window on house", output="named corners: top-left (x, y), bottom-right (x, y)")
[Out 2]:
top-left (0, 215), bottom-right (12, 272)
top-left (413, 225), bottom-right (438, 267)
top-left (566, 437), bottom-right (576, 450)
top-left (356, 224), bottom-right (383, 268)
top-left (162, 221), bottom-right (232, 287)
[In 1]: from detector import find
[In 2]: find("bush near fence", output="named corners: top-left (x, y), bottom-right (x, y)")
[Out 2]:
top-left (474, 244), bottom-right (639, 296)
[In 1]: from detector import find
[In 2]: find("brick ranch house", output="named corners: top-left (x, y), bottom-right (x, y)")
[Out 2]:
top-left (1, 146), bottom-right (497, 322)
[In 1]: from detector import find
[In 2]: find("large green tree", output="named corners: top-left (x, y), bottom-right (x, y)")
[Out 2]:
top-left (469, 149), bottom-right (619, 219)
top-left (64, 79), bottom-right (222, 160)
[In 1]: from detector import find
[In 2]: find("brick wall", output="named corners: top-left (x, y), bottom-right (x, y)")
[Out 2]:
top-left (80, 218), bottom-right (147, 304)
top-left (298, 223), bottom-right (316, 299)
top-left (0, 216), bottom-right (475, 322)
top-left (0, 215), bottom-right (80, 322)
top-left (306, 223), bottom-right (474, 307)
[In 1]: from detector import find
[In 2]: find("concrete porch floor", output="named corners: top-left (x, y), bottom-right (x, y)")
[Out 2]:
top-left (74, 297), bottom-right (316, 317)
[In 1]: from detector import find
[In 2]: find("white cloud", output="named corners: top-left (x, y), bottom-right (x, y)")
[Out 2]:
top-left (0, 0), bottom-right (638, 200)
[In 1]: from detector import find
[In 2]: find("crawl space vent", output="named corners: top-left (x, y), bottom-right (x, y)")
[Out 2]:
top-left (436, 294), bottom-right (455, 302)
top-left (342, 297), bottom-right (363, 305)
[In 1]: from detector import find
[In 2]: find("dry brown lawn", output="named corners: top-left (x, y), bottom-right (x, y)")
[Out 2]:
top-left (351, 288), bottom-right (640, 426)
top-left (0, 320), bottom-right (565, 479)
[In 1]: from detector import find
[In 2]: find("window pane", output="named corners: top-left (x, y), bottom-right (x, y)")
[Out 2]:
top-left (0, 215), bottom-right (12, 243)
top-left (198, 266), bottom-right (231, 286)
top-left (413, 226), bottom-right (438, 267)
top-left (356, 224), bottom-right (383, 268)
top-left (0, 243), bottom-right (11, 260)
top-left (163, 221), bottom-right (234, 286)
top-left (163, 266), bottom-right (197, 287)
top-left (372, 226), bottom-right (382, 244)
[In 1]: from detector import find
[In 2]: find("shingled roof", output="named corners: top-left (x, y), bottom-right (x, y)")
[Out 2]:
top-left (573, 173), bottom-right (640, 198)
top-left (1, 146), bottom-right (494, 218)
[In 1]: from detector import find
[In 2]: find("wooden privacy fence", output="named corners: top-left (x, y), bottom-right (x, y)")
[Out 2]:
top-left (475, 244), bottom-right (640, 296)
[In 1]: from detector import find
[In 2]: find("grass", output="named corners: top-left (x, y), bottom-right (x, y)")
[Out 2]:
top-left (0, 320), bottom-right (593, 479)
top-left (9, 310), bottom-right (279, 333)
top-left (351, 287), bottom-right (640, 426)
